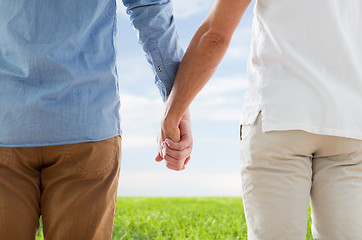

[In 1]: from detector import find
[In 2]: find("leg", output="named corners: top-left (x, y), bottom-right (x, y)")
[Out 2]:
top-left (311, 136), bottom-right (362, 239)
top-left (240, 115), bottom-right (318, 240)
top-left (40, 136), bottom-right (121, 240)
top-left (0, 147), bottom-right (41, 240)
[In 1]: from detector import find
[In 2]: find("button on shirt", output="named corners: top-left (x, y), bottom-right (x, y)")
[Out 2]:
top-left (0, 0), bottom-right (183, 147)
top-left (241, 0), bottom-right (362, 140)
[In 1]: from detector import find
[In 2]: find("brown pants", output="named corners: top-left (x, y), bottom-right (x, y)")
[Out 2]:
top-left (0, 136), bottom-right (121, 240)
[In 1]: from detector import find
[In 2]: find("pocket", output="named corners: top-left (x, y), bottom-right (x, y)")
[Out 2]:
top-left (241, 111), bottom-right (261, 142)
top-left (65, 136), bottom-right (121, 178)
top-left (0, 147), bottom-right (12, 167)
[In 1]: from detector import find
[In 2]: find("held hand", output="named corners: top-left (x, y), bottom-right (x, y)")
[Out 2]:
top-left (155, 123), bottom-right (180, 165)
top-left (156, 109), bottom-right (193, 171)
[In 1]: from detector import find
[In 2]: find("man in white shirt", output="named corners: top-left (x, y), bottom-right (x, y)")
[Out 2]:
top-left (157, 0), bottom-right (362, 239)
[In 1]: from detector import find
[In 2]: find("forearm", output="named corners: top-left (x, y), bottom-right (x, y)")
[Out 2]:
top-left (164, 0), bottom-right (251, 126)
top-left (164, 26), bottom-right (230, 125)
top-left (122, 0), bottom-right (183, 101)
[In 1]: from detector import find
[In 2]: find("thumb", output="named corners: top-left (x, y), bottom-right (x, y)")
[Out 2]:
top-left (164, 127), bottom-right (181, 143)
top-left (155, 152), bottom-right (163, 162)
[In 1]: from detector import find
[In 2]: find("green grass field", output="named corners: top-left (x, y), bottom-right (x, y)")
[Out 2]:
top-left (36, 197), bottom-right (313, 239)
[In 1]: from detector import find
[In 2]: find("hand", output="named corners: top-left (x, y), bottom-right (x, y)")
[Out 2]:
top-left (155, 109), bottom-right (193, 171)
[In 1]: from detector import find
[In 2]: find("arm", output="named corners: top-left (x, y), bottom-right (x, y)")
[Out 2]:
top-left (158, 0), bottom-right (251, 171)
top-left (163, 0), bottom-right (251, 129)
top-left (122, 0), bottom-right (193, 168)
top-left (122, 0), bottom-right (183, 101)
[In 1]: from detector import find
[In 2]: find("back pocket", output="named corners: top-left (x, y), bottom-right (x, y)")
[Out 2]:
top-left (65, 137), bottom-right (120, 178)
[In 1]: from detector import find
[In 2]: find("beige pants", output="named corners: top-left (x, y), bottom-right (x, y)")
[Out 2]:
top-left (0, 136), bottom-right (121, 240)
top-left (241, 114), bottom-right (362, 240)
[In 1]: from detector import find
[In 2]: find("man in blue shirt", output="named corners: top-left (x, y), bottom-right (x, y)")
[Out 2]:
top-left (0, 0), bottom-right (192, 239)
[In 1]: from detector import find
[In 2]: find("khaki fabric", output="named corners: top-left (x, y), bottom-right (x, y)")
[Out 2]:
top-left (241, 114), bottom-right (362, 240)
top-left (0, 136), bottom-right (121, 240)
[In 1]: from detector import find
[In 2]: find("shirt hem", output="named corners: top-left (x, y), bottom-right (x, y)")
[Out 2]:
top-left (0, 132), bottom-right (122, 148)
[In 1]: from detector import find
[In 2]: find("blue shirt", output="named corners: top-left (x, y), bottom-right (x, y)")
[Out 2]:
top-left (0, 0), bottom-right (183, 147)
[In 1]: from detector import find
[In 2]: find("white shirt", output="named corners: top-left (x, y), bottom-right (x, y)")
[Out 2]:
top-left (240, 0), bottom-right (362, 140)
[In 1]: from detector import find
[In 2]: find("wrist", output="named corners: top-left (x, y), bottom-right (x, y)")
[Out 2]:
top-left (163, 101), bottom-right (182, 127)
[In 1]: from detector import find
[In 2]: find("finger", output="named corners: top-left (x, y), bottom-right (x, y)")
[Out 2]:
top-left (183, 156), bottom-right (191, 166)
top-left (155, 152), bottom-right (164, 162)
top-left (156, 131), bottom-right (165, 162)
top-left (166, 162), bottom-right (185, 171)
top-left (163, 154), bottom-right (185, 169)
top-left (163, 145), bottom-right (191, 161)
top-left (165, 138), bottom-right (192, 151)
top-left (166, 131), bottom-right (181, 143)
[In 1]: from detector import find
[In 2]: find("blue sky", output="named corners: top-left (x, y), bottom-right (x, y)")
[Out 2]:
top-left (116, 0), bottom-right (255, 196)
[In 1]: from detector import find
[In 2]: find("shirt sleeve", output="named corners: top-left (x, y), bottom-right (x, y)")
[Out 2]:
top-left (122, 0), bottom-right (184, 102)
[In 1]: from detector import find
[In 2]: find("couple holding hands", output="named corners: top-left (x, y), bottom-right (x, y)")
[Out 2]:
top-left (1, 0), bottom-right (362, 239)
